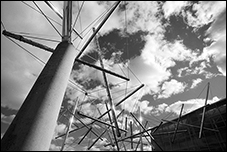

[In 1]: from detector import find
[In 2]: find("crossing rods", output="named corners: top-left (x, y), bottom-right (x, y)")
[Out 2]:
top-left (1, 1), bottom-right (121, 151)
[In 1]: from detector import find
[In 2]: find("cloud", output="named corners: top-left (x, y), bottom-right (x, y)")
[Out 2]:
top-left (158, 79), bottom-right (187, 99)
top-left (1, 113), bottom-right (15, 124)
top-left (162, 1), bottom-right (189, 18)
top-left (151, 103), bottom-right (168, 116)
top-left (49, 143), bottom-right (61, 151)
top-left (52, 123), bottom-right (67, 140)
top-left (165, 96), bottom-right (220, 115)
top-left (191, 78), bottom-right (202, 89)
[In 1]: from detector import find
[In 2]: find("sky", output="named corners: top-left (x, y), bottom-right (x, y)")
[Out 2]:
top-left (1, 1), bottom-right (226, 151)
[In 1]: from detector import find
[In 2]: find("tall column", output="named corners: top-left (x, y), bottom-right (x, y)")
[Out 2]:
top-left (1, 1), bottom-right (75, 151)
top-left (1, 41), bottom-right (78, 151)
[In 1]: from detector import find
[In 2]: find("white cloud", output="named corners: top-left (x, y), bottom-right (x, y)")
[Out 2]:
top-left (181, 1), bottom-right (226, 29)
top-left (162, 1), bottom-right (189, 18)
top-left (181, 1), bottom-right (226, 77)
top-left (151, 103), bottom-right (169, 116)
top-left (165, 96), bottom-right (220, 115)
top-left (191, 78), bottom-right (202, 89)
top-left (1, 113), bottom-right (15, 124)
top-left (49, 143), bottom-right (61, 151)
top-left (138, 100), bottom-right (154, 115)
top-left (52, 123), bottom-right (67, 140)
top-left (158, 79), bottom-right (187, 99)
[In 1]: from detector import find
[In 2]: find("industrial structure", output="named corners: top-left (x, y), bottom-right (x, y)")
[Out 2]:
top-left (1, 1), bottom-right (226, 151)
top-left (151, 98), bottom-right (226, 151)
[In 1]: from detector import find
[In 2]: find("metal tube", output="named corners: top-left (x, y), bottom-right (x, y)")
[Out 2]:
top-left (73, 114), bottom-right (103, 140)
top-left (62, 1), bottom-right (72, 42)
top-left (55, 109), bottom-right (125, 139)
top-left (75, 1), bottom-right (121, 59)
top-left (130, 121), bottom-right (133, 149)
top-left (61, 99), bottom-right (78, 151)
top-left (78, 127), bottom-right (93, 145)
top-left (130, 113), bottom-right (163, 151)
top-left (44, 1), bottom-right (83, 39)
top-left (87, 108), bottom-right (124, 150)
top-left (172, 104), bottom-right (184, 143)
top-left (77, 112), bottom-right (127, 133)
top-left (1, 41), bottom-right (77, 151)
top-left (2, 30), bottom-right (55, 53)
top-left (75, 59), bottom-right (129, 81)
top-left (199, 82), bottom-right (210, 138)
top-left (93, 27), bottom-right (121, 138)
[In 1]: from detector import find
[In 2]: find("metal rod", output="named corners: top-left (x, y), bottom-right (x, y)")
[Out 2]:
top-left (2, 30), bottom-right (55, 53)
top-left (151, 121), bottom-right (163, 134)
top-left (1, 41), bottom-right (77, 151)
top-left (199, 82), bottom-right (210, 138)
top-left (62, 1), bottom-right (72, 42)
top-left (75, 59), bottom-right (129, 81)
top-left (55, 109), bottom-right (125, 139)
top-left (87, 108), bottom-right (124, 150)
top-left (77, 112), bottom-right (127, 133)
top-left (103, 100), bottom-right (120, 151)
top-left (130, 121), bottom-right (133, 149)
top-left (56, 83), bottom-right (144, 139)
top-left (135, 121), bottom-right (148, 151)
top-left (172, 104), bottom-right (184, 143)
top-left (130, 112), bottom-right (163, 151)
top-left (93, 27), bottom-right (121, 138)
top-left (125, 117), bottom-right (128, 137)
top-left (75, 1), bottom-right (121, 59)
top-left (44, 1), bottom-right (83, 39)
top-left (78, 127), bottom-right (92, 145)
top-left (72, 113), bottom-right (103, 140)
top-left (60, 99), bottom-right (78, 151)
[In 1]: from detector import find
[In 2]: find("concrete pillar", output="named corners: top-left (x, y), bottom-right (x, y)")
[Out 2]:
top-left (1, 41), bottom-right (78, 151)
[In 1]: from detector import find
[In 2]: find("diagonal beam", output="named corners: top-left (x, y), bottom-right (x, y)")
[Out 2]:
top-left (172, 104), bottom-right (184, 143)
top-left (93, 27), bottom-right (121, 138)
top-left (75, 59), bottom-right (129, 81)
top-left (74, 1), bottom-right (121, 59)
top-left (130, 113), bottom-right (163, 151)
top-left (2, 30), bottom-right (55, 53)
top-left (77, 112), bottom-right (127, 133)
top-left (55, 84), bottom-right (143, 139)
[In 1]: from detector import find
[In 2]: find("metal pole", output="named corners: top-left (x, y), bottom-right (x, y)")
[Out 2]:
top-left (60, 99), bottom-right (78, 151)
top-left (62, 1), bottom-right (72, 42)
top-left (199, 82), bottom-right (210, 138)
top-left (75, 1), bottom-right (121, 59)
top-left (130, 113), bottom-right (163, 151)
top-left (75, 59), bottom-right (129, 81)
top-left (130, 121), bottom-right (133, 149)
top-left (93, 27), bottom-right (121, 138)
top-left (1, 2), bottom-right (75, 149)
top-left (172, 104), bottom-right (184, 143)
top-left (2, 30), bottom-right (55, 53)
top-left (1, 41), bottom-right (77, 150)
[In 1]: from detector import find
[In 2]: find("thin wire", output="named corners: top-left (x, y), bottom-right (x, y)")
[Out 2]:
top-left (32, 1), bottom-right (62, 37)
top-left (8, 30), bottom-right (59, 38)
top-left (1, 21), bottom-right (6, 30)
top-left (21, 1), bottom-right (62, 26)
top-left (6, 36), bottom-right (46, 65)
top-left (5, 35), bottom-right (86, 95)
top-left (72, 1), bottom-right (111, 42)
top-left (20, 34), bottom-right (60, 43)
top-left (72, 1), bottom-right (84, 31)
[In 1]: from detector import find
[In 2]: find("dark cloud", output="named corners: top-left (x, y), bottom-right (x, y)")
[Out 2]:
top-left (163, 14), bottom-right (213, 53)
top-left (98, 28), bottom-right (148, 64)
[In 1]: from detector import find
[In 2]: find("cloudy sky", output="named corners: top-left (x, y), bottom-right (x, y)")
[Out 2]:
top-left (1, 1), bottom-right (226, 151)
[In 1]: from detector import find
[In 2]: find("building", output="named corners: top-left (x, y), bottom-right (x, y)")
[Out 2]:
top-left (151, 98), bottom-right (226, 151)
